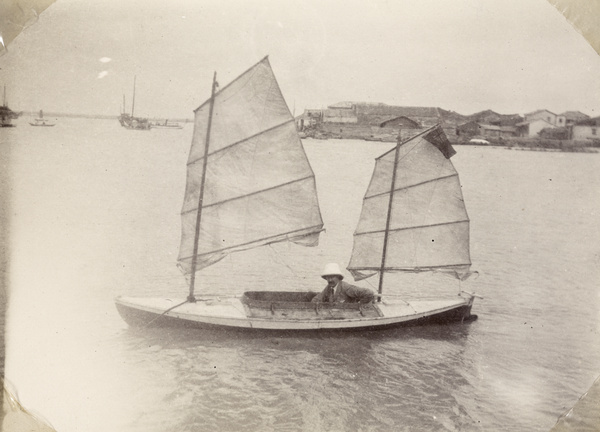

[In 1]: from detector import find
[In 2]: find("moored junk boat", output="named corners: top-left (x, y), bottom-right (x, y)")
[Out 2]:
top-left (0, 108), bottom-right (16, 127)
top-left (115, 57), bottom-right (479, 331)
top-left (0, 85), bottom-right (19, 127)
top-left (119, 113), bottom-right (151, 130)
top-left (119, 76), bottom-right (151, 130)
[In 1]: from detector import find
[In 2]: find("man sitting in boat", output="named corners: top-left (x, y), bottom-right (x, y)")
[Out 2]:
top-left (311, 263), bottom-right (375, 304)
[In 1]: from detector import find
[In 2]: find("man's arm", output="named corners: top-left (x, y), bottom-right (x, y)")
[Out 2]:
top-left (343, 282), bottom-right (375, 303)
top-left (311, 288), bottom-right (326, 303)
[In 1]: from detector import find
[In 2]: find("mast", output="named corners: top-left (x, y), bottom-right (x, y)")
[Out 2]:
top-left (131, 76), bottom-right (136, 117)
top-left (2, 85), bottom-right (5, 107)
top-left (377, 130), bottom-right (402, 299)
top-left (122, 94), bottom-right (126, 114)
top-left (187, 71), bottom-right (218, 302)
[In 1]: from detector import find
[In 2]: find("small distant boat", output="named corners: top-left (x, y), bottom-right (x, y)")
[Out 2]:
top-left (151, 119), bottom-right (183, 129)
top-left (29, 110), bottom-right (55, 127)
top-left (119, 76), bottom-right (151, 130)
top-left (0, 85), bottom-right (18, 128)
top-left (115, 57), bottom-right (479, 333)
top-left (468, 138), bottom-right (491, 145)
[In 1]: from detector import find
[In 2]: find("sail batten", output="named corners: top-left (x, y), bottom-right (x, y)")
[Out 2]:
top-left (178, 57), bottom-right (324, 275)
top-left (181, 174), bottom-right (316, 215)
top-left (354, 219), bottom-right (471, 236)
top-left (348, 125), bottom-right (472, 282)
top-left (187, 118), bottom-right (295, 166)
top-left (364, 173), bottom-right (459, 200)
top-left (178, 224), bottom-right (324, 262)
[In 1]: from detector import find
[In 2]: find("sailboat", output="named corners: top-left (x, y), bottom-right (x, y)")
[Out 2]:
top-left (115, 57), bottom-right (478, 332)
top-left (29, 110), bottom-right (56, 127)
top-left (119, 76), bottom-right (151, 130)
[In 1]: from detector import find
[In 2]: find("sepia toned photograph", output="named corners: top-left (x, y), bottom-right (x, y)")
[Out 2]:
top-left (1, 1), bottom-right (599, 431)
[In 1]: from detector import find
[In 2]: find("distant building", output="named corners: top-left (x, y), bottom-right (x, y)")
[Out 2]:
top-left (296, 109), bottom-right (323, 130)
top-left (457, 121), bottom-right (516, 139)
top-left (297, 102), bottom-right (595, 142)
top-left (515, 118), bottom-right (556, 137)
top-left (525, 109), bottom-right (558, 125)
top-left (322, 107), bottom-right (358, 123)
top-left (379, 116), bottom-right (420, 128)
top-left (300, 102), bottom-right (453, 127)
top-left (560, 111), bottom-right (590, 127)
top-left (352, 103), bottom-right (447, 127)
top-left (571, 116), bottom-right (600, 140)
top-left (297, 102), bottom-right (458, 139)
top-left (518, 110), bottom-right (593, 138)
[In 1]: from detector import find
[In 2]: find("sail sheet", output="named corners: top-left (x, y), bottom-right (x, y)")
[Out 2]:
top-left (348, 125), bottom-right (472, 281)
top-left (177, 57), bottom-right (324, 274)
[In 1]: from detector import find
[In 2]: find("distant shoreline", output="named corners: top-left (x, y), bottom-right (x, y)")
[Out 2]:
top-left (10, 113), bottom-right (599, 153)
top-left (18, 111), bottom-right (194, 122)
top-left (302, 135), bottom-right (600, 153)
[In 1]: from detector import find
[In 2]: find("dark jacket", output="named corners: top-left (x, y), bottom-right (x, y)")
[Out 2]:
top-left (311, 280), bottom-right (374, 304)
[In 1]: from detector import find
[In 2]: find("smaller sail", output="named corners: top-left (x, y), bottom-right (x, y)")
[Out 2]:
top-left (348, 125), bottom-right (472, 281)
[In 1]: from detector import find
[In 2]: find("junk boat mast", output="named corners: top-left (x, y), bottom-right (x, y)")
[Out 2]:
top-left (188, 71), bottom-right (218, 302)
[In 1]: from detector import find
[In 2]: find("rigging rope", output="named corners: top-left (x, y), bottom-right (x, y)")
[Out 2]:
top-left (267, 243), bottom-right (300, 277)
top-left (143, 299), bottom-right (189, 328)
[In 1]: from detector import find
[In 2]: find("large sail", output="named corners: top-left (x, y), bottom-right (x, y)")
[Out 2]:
top-left (177, 57), bottom-right (324, 274)
top-left (348, 125), bottom-right (472, 281)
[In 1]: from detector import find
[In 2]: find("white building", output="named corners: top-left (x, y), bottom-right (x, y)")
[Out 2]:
top-left (515, 118), bottom-right (556, 137)
top-left (524, 109), bottom-right (558, 125)
top-left (571, 116), bottom-right (600, 140)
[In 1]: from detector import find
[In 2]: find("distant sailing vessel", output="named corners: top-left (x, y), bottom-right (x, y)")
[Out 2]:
top-left (115, 57), bottom-right (478, 332)
top-left (29, 110), bottom-right (56, 127)
top-left (119, 76), bottom-right (151, 130)
top-left (0, 85), bottom-right (19, 127)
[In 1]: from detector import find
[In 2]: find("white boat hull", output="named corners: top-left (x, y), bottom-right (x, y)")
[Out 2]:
top-left (115, 293), bottom-right (476, 332)
top-left (151, 124), bottom-right (183, 129)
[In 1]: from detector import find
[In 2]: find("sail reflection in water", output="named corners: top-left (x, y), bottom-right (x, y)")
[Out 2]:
top-left (178, 57), bottom-right (324, 274)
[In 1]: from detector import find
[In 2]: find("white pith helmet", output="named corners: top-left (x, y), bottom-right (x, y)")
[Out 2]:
top-left (321, 263), bottom-right (344, 280)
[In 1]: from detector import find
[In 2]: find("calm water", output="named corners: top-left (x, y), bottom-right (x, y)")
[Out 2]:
top-left (2, 118), bottom-right (600, 432)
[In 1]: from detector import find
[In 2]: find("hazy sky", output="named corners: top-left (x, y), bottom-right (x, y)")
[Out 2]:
top-left (1, 0), bottom-right (599, 119)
